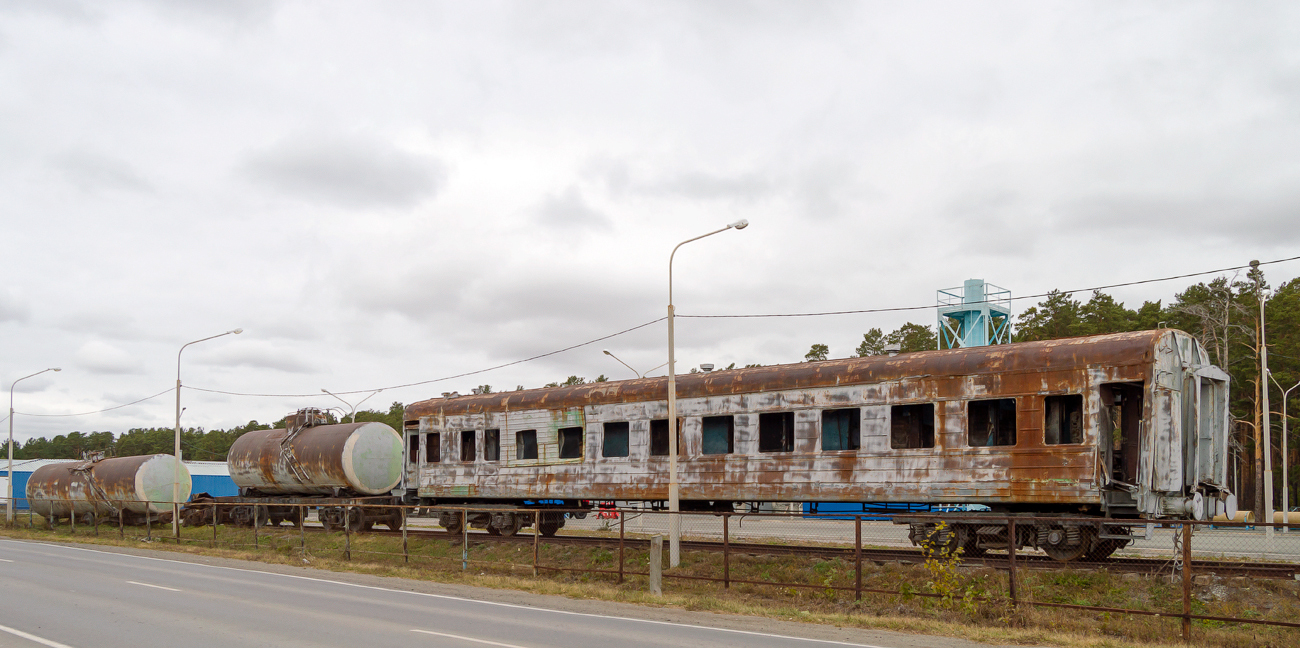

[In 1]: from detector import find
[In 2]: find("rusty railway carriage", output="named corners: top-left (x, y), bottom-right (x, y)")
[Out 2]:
top-left (404, 329), bottom-right (1235, 560)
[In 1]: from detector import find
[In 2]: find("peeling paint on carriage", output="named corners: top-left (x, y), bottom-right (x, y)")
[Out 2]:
top-left (405, 330), bottom-right (1233, 520)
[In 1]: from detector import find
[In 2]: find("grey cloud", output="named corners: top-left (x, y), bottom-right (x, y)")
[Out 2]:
top-left (135, 0), bottom-right (279, 27)
top-left (52, 151), bottom-right (152, 194)
top-left (1060, 191), bottom-right (1300, 245)
top-left (937, 190), bottom-right (1039, 257)
top-left (74, 340), bottom-right (143, 375)
top-left (647, 171), bottom-right (773, 202)
top-left (535, 187), bottom-right (612, 231)
top-left (241, 134), bottom-right (445, 209)
top-left (0, 289), bottom-right (30, 323)
top-left (199, 343), bottom-right (317, 374)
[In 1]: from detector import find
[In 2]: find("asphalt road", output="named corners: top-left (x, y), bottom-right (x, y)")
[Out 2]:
top-left (0, 539), bottom-right (1045, 648)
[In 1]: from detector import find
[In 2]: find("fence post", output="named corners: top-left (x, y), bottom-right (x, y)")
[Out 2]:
top-left (344, 505), bottom-right (351, 561)
top-left (461, 507), bottom-right (469, 571)
top-left (533, 509), bottom-right (540, 577)
top-left (299, 505), bottom-right (305, 553)
top-left (1007, 518), bottom-right (1017, 608)
top-left (118, 502), bottom-right (124, 539)
top-left (173, 502), bottom-right (180, 542)
top-left (649, 535), bottom-right (663, 596)
top-left (1182, 522), bottom-right (1192, 643)
top-left (402, 505), bottom-right (408, 564)
top-left (48, 502), bottom-right (54, 531)
top-left (723, 512), bottom-right (730, 589)
top-left (94, 508), bottom-right (99, 536)
top-left (855, 515), bottom-right (863, 602)
top-left (618, 511), bottom-right (625, 585)
top-left (212, 503), bottom-right (217, 548)
top-left (145, 504), bottom-right (151, 541)
top-left (253, 505), bottom-right (259, 549)
top-left (70, 503), bottom-right (75, 535)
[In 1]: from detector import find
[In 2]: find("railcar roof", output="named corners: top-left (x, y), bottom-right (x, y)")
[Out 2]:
top-left (406, 329), bottom-right (1177, 419)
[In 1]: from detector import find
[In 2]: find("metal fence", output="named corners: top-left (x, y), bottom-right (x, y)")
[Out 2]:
top-left (5, 499), bottom-right (1299, 642)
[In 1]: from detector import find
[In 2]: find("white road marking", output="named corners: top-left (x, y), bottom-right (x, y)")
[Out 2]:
top-left (2, 540), bottom-right (890, 648)
top-left (0, 558), bottom-right (13, 562)
top-left (412, 629), bottom-right (530, 647)
top-left (0, 623), bottom-right (77, 648)
top-left (127, 580), bottom-right (180, 592)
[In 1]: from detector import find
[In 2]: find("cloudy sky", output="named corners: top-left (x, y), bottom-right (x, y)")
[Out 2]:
top-left (2, 1), bottom-right (1298, 443)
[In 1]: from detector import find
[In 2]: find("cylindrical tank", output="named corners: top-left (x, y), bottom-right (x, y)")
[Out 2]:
top-left (26, 454), bottom-right (192, 518)
top-left (227, 421), bottom-right (403, 496)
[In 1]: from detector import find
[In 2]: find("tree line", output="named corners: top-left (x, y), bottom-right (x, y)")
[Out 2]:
top-left (6, 402), bottom-right (407, 462)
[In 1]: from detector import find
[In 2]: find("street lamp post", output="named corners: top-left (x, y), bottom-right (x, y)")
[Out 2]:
top-left (7, 368), bottom-right (60, 525)
top-left (321, 388), bottom-right (384, 424)
top-left (601, 349), bottom-right (642, 379)
top-left (1251, 260), bottom-right (1273, 539)
top-left (667, 219), bottom-right (748, 567)
top-left (175, 329), bottom-right (242, 536)
top-left (1270, 372), bottom-right (1300, 530)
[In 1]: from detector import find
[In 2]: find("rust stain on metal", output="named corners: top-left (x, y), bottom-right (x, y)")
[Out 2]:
top-left (404, 330), bottom-right (1232, 520)
top-left (228, 412), bottom-right (403, 497)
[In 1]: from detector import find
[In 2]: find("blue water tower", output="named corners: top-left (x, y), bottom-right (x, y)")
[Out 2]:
top-left (936, 279), bottom-right (1012, 349)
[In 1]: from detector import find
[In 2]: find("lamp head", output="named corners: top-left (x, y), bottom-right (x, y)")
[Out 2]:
top-left (232, 328), bottom-right (244, 335)
top-left (52, 368), bottom-right (61, 372)
top-left (603, 349), bottom-right (612, 356)
top-left (729, 219), bottom-right (749, 230)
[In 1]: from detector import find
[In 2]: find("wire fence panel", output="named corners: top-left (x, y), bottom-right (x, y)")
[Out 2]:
top-left (5, 497), bottom-right (1300, 639)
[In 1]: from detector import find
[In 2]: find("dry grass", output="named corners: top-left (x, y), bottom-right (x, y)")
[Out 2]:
top-left (3, 517), bottom-right (1296, 648)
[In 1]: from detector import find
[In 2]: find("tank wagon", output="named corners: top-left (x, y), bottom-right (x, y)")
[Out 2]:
top-left (403, 329), bottom-right (1234, 559)
top-left (185, 409), bottom-right (405, 530)
top-left (26, 453), bottom-right (191, 524)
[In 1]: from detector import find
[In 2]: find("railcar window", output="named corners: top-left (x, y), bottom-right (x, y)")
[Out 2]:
top-left (602, 422), bottom-right (630, 457)
top-left (461, 430), bottom-right (476, 462)
top-left (1045, 395), bottom-right (1084, 445)
top-left (516, 430), bottom-right (538, 460)
top-left (758, 412), bottom-right (795, 453)
top-left (558, 426), bottom-right (584, 459)
top-left (484, 429), bottom-right (500, 461)
top-left (890, 404), bottom-right (935, 449)
top-left (822, 408), bottom-right (860, 451)
top-left (702, 416), bottom-right (734, 455)
top-left (650, 419), bottom-right (682, 456)
top-left (408, 435), bottom-right (419, 463)
top-left (968, 399), bottom-right (1017, 447)
top-left (425, 432), bottom-right (440, 463)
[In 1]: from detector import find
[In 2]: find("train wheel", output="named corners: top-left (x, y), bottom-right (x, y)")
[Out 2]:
top-left (230, 506), bottom-right (254, 528)
top-left (383, 512), bottom-right (403, 531)
top-left (497, 515), bottom-right (523, 538)
top-left (439, 511), bottom-right (463, 535)
top-left (537, 512), bottom-right (564, 537)
top-left (318, 508), bottom-right (335, 532)
top-left (916, 522), bottom-right (967, 558)
top-left (1040, 525), bottom-right (1096, 562)
top-left (959, 525), bottom-right (987, 557)
top-left (1084, 525), bottom-right (1129, 561)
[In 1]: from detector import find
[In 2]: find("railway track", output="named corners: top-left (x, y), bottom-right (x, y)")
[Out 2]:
top-left (342, 525), bottom-right (1298, 580)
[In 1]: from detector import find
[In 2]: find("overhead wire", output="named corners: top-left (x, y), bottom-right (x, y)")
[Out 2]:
top-left (676, 254), bottom-right (1300, 319)
top-left (185, 316), bottom-right (670, 398)
top-left (15, 387), bottom-right (175, 417)
top-left (10, 253), bottom-right (1300, 412)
